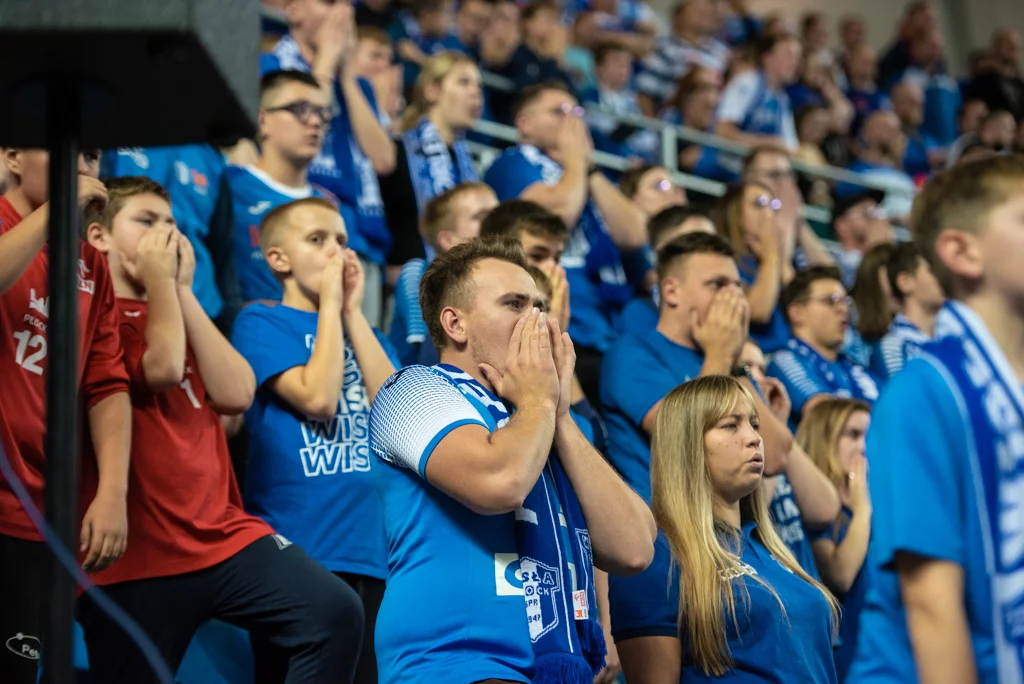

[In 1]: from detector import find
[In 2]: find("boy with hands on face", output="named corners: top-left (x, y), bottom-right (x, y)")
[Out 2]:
top-left (232, 196), bottom-right (397, 684)
top-left (82, 178), bottom-right (365, 684)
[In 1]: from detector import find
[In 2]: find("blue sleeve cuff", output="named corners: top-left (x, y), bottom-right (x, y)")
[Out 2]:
top-left (417, 418), bottom-right (486, 478)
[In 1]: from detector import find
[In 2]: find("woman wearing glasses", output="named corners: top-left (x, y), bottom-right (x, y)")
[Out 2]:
top-left (379, 51), bottom-right (483, 280)
top-left (640, 375), bottom-right (838, 683)
top-left (798, 397), bottom-right (872, 683)
top-left (714, 181), bottom-right (792, 354)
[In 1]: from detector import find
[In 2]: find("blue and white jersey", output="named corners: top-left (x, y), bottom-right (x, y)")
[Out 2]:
top-left (388, 258), bottom-right (429, 367)
top-left (231, 303), bottom-right (399, 578)
top-left (847, 358), bottom-right (998, 684)
top-left (261, 35), bottom-right (390, 264)
top-left (871, 313), bottom-right (930, 382)
top-left (636, 35), bottom-right (730, 105)
top-left (715, 69), bottom-right (798, 172)
top-left (103, 145), bottom-right (231, 319)
top-left (769, 474), bottom-right (820, 580)
top-left (368, 364), bottom-right (534, 683)
top-left (767, 337), bottom-right (879, 430)
top-left (485, 144), bottom-right (636, 352)
top-left (226, 164), bottom-right (337, 302)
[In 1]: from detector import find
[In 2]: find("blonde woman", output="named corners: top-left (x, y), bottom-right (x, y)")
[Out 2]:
top-left (379, 51), bottom-right (483, 280)
top-left (798, 397), bottom-right (871, 683)
top-left (644, 376), bottom-right (838, 683)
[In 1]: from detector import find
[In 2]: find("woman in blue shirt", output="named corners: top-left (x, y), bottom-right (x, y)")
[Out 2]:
top-left (798, 397), bottom-right (872, 683)
top-left (647, 375), bottom-right (839, 682)
top-left (715, 181), bottom-right (792, 353)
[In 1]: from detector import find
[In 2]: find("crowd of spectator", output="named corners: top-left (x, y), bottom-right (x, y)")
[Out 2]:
top-left (1, 0), bottom-right (1024, 683)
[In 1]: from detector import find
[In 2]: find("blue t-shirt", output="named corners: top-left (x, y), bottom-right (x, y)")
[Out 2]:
top-left (226, 164), bottom-right (336, 302)
top-left (811, 507), bottom-right (867, 683)
top-left (620, 296), bottom-right (658, 336)
top-left (770, 474), bottom-right (820, 580)
top-left (601, 329), bottom-right (704, 503)
top-left (484, 144), bottom-right (636, 352)
top-left (261, 36), bottom-right (390, 264)
top-left (902, 132), bottom-right (939, 179)
top-left (847, 358), bottom-right (997, 684)
top-left (613, 522), bottom-right (837, 683)
top-left (368, 364), bottom-right (534, 684)
top-left (231, 303), bottom-right (398, 578)
top-left (870, 313), bottom-right (930, 382)
top-left (389, 258), bottom-right (428, 367)
top-left (683, 521), bottom-right (838, 683)
top-left (103, 145), bottom-right (231, 319)
top-left (767, 338), bottom-right (879, 430)
top-left (738, 257), bottom-right (790, 353)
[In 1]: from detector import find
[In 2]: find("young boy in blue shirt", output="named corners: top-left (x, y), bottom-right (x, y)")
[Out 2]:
top-left (231, 196), bottom-right (398, 684)
top-left (228, 70), bottom-right (339, 303)
top-left (848, 154), bottom-right (1024, 684)
top-left (389, 182), bottom-right (497, 366)
top-left (768, 266), bottom-right (880, 430)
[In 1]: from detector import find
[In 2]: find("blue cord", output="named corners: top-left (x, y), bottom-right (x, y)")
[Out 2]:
top-left (0, 444), bottom-right (175, 684)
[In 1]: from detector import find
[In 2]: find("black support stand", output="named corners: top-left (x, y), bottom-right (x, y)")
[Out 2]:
top-left (41, 78), bottom-right (82, 684)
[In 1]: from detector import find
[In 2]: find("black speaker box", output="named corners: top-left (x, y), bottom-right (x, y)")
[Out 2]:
top-left (0, 0), bottom-right (259, 148)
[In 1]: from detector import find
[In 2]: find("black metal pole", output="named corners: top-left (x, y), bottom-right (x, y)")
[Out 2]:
top-left (42, 77), bottom-right (80, 684)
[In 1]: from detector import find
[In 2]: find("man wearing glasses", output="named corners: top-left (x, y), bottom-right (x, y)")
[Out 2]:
top-left (227, 70), bottom-right (338, 303)
top-left (483, 81), bottom-right (648, 407)
top-left (768, 265), bottom-right (880, 431)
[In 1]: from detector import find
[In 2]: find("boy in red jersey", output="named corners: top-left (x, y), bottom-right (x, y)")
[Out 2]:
top-left (81, 177), bottom-right (364, 684)
top-left (0, 149), bottom-right (131, 684)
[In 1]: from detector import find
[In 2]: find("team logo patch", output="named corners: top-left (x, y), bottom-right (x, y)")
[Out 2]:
top-left (520, 557), bottom-right (562, 642)
top-left (6, 633), bottom-right (40, 660)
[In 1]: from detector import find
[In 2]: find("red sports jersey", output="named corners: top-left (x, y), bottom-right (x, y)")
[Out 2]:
top-left (0, 197), bottom-right (130, 541)
top-left (84, 299), bottom-right (272, 585)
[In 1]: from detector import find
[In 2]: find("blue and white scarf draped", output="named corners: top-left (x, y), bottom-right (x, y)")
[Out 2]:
top-left (928, 301), bottom-right (1024, 682)
top-left (519, 145), bottom-right (632, 307)
top-left (787, 337), bottom-right (879, 402)
top-left (403, 117), bottom-right (477, 214)
top-left (436, 364), bottom-right (605, 682)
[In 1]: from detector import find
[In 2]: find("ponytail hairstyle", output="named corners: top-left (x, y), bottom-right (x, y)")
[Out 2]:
top-left (850, 242), bottom-right (896, 342)
top-left (400, 51), bottom-right (478, 132)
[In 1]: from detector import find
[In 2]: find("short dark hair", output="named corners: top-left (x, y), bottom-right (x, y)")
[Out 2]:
top-left (512, 80), bottom-right (574, 121)
top-left (479, 199), bottom-right (569, 243)
top-left (520, 0), bottom-right (558, 22)
top-left (357, 25), bottom-right (393, 47)
top-left (656, 231), bottom-right (734, 281)
top-left (886, 241), bottom-right (923, 303)
top-left (912, 154), bottom-right (1024, 298)
top-left (800, 11), bottom-right (825, 36)
top-left (260, 69), bottom-right (320, 104)
top-left (82, 176), bottom-right (170, 235)
top-left (618, 163), bottom-right (658, 199)
top-left (594, 41), bottom-right (630, 67)
top-left (780, 266), bottom-right (844, 326)
top-left (648, 205), bottom-right (710, 248)
top-left (420, 237), bottom-right (529, 350)
top-left (754, 32), bottom-right (798, 63)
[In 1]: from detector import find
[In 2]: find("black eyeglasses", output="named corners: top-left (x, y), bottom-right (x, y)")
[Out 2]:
top-left (264, 101), bottom-right (333, 127)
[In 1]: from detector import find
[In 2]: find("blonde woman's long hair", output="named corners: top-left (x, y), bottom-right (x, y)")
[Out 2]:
top-left (796, 397), bottom-right (871, 492)
top-left (650, 376), bottom-right (839, 676)
top-left (399, 51), bottom-right (477, 132)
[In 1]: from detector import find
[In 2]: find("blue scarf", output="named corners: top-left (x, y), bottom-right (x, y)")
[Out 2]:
top-left (927, 301), bottom-right (1024, 682)
top-left (436, 364), bottom-right (606, 682)
top-left (403, 117), bottom-right (477, 215)
top-left (786, 337), bottom-right (879, 402)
